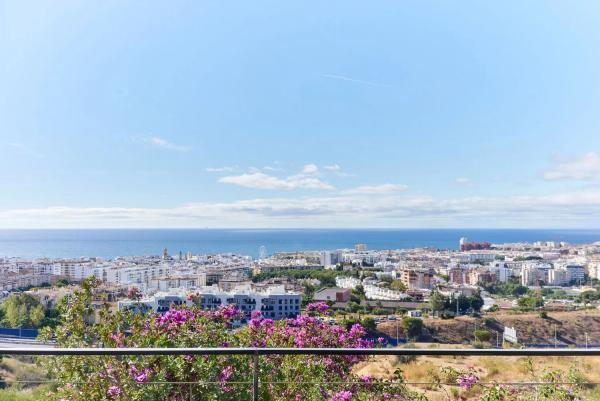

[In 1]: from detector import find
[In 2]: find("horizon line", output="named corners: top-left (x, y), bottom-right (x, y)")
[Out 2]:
top-left (1, 227), bottom-right (599, 231)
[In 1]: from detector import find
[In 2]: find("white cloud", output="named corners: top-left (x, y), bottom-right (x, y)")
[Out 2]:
top-left (455, 177), bottom-right (472, 186)
top-left (321, 74), bottom-right (390, 88)
top-left (324, 164), bottom-right (341, 172)
top-left (218, 172), bottom-right (334, 190)
top-left (342, 184), bottom-right (408, 194)
top-left (544, 152), bottom-right (600, 181)
top-left (262, 166), bottom-right (284, 172)
top-left (206, 166), bottom-right (238, 173)
top-left (143, 136), bottom-right (190, 152)
top-left (301, 164), bottom-right (319, 174)
top-left (5, 142), bottom-right (41, 158)
top-left (3, 188), bottom-right (600, 228)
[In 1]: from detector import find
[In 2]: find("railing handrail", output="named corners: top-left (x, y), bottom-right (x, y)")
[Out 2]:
top-left (3, 347), bottom-right (600, 356)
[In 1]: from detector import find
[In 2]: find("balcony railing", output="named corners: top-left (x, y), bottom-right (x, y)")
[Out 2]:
top-left (2, 347), bottom-right (600, 400)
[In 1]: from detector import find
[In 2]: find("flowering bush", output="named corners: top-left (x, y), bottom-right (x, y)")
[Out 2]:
top-left (430, 361), bottom-right (586, 401)
top-left (40, 278), bottom-right (422, 401)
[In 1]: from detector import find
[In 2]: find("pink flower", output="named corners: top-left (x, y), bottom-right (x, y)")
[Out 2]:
top-left (107, 385), bottom-right (122, 399)
top-left (457, 373), bottom-right (479, 390)
top-left (219, 365), bottom-right (234, 392)
top-left (330, 390), bottom-right (353, 401)
top-left (218, 304), bottom-right (241, 320)
top-left (128, 365), bottom-right (150, 383)
top-left (134, 371), bottom-right (149, 383)
top-left (110, 333), bottom-right (124, 347)
top-left (306, 302), bottom-right (329, 314)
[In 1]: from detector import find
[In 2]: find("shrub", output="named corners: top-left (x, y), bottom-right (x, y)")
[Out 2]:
top-left (39, 278), bottom-right (422, 401)
top-left (474, 329), bottom-right (491, 343)
top-left (401, 317), bottom-right (423, 340)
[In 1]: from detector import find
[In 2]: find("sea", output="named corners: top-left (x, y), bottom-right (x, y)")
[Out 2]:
top-left (0, 229), bottom-right (599, 259)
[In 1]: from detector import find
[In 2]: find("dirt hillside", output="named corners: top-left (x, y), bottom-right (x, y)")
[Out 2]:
top-left (377, 309), bottom-right (600, 345)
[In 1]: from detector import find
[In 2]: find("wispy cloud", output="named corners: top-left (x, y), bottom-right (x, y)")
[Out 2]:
top-left (142, 136), bottom-right (190, 152)
top-left (216, 164), bottom-right (333, 190)
top-left (301, 163), bottom-right (319, 174)
top-left (544, 152), bottom-right (600, 181)
top-left (321, 74), bottom-right (391, 88)
top-left (342, 184), bottom-right (408, 194)
top-left (218, 172), bottom-right (333, 190)
top-left (262, 166), bottom-right (284, 172)
top-left (455, 177), bottom-right (472, 186)
top-left (6, 142), bottom-right (42, 158)
top-left (3, 188), bottom-right (600, 228)
top-left (324, 164), bottom-right (341, 172)
top-left (206, 166), bottom-right (238, 173)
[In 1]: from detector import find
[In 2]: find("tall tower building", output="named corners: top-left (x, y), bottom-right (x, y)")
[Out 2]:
top-left (355, 244), bottom-right (367, 252)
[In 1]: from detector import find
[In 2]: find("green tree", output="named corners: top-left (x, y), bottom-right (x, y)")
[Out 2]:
top-left (483, 277), bottom-right (529, 298)
top-left (474, 329), bottom-right (491, 342)
top-left (517, 295), bottom-right (544, 311)
top-left (1, 293), bottom-right (45, 328)
top-left (352, 284), bottom-right (366, 300)
top-left (468, 292), bottom-right (485, 312)
top-left (401, 317), bottom-right (423, 340)
top-left (362, 317), bottom-right (377, 332)
top-left (30, 304), bottom-right (46, 327)
top-left (56, 279), bottom-right (69, 287)
top-left (580, 290), bottom-right (600, 303)
top-left (390, 280), bottom-right (407, 292)
top-left (429, 291), bottom-right (446, 316)
top-left (346, 301), bottom-right (361, 313)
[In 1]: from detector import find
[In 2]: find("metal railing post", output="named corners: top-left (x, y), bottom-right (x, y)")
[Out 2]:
top-left (252, 350), bottom-right (259, 401)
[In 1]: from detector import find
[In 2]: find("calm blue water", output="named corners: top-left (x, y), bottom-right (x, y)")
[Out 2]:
top-left (0, 229), bottom-right (599, 259)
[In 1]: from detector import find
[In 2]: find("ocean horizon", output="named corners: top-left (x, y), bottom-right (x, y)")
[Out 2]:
top-left (0, 228), bottom-right (599, 259)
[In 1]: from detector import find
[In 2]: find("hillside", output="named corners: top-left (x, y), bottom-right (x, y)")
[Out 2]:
top-left (355, 343), bottom-right (600, 401)
top-left (377, 309), bottom-right (600, 345)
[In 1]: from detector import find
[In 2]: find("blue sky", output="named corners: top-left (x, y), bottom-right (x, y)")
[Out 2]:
top-left (1, 1), bottom-right (600, 228)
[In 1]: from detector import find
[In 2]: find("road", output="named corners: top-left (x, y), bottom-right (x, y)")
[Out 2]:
top-left (0, 338), bottom-right (54, 349)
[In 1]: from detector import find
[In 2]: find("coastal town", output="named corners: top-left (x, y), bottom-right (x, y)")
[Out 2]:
top-left (2, 237), bottom-right (600, 345)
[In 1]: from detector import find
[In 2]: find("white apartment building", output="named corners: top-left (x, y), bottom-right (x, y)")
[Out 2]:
top-left (119, 285), bottom-right (301, 320)
top-left (363, 285), bottom-right (408, 301)
top-left (319, 250), bottom-right (343, 267)
top-left (521, 263), bottom-right (551, 286)
top-left (52, 260), bottom-right (94, 280)
top-left (588, 262), bottom-right (600, 280)
top-left (334, 276), bottom-right (408, 300)
top-left (105, 263), bottom-right (173, 289)
top-left (487, 262), bottom-right (513, 283)
top-left (459, 253), bottom-right (496, 263)
top-left (548, 269), bottom-right (569, 286)
top-left (335, 277), bottom-right (361, 289)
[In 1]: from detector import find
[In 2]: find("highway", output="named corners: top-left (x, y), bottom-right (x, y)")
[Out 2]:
top-left (0, 338), bottom-right (54, 349)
